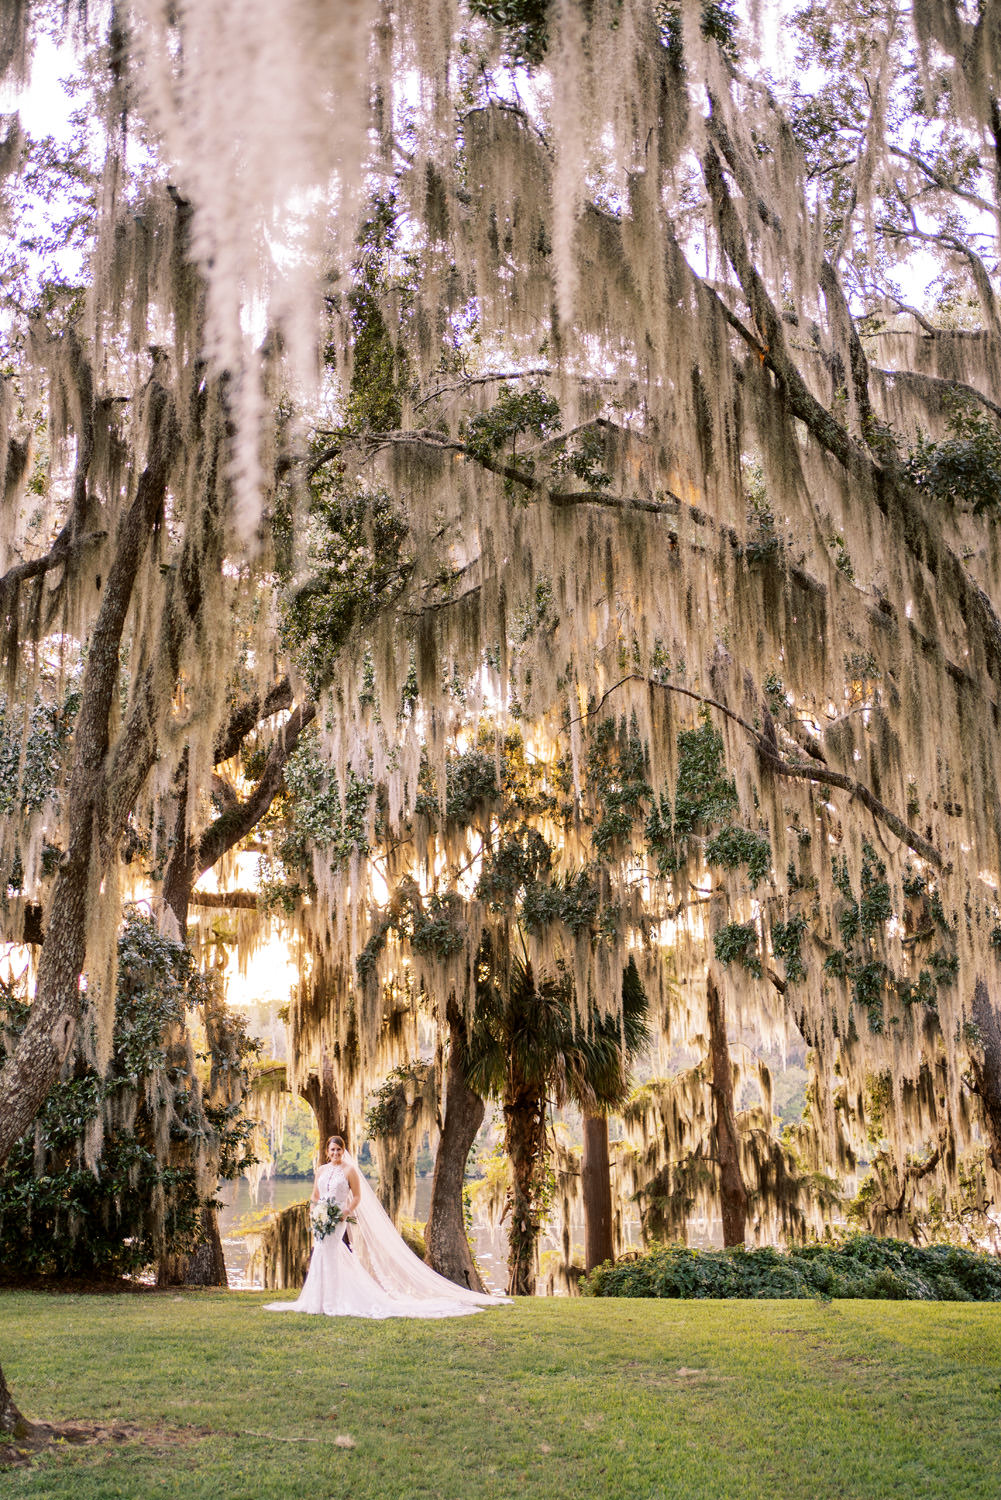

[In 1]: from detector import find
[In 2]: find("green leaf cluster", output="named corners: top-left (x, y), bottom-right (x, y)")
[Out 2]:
top-left (905, 397), bottom-right (1001, 516)
top-left (583, 1235), bottom-right (1001, 1301)
top-left (283, 741), bottom-right (373, 872)
top-left (280, 483), bottom-right (411, 699)
top-left (771, 914), bottom-right (807, 982)
top-left (365, 1061), bottom-right (434, 1140)
top-left (468, 0), bottom-right (552, 64)
top-left (0, 688), bottom-right (78, 820)
top-left (0, 913), bottom-right (258, 1280)
top-left (714, 920), bottom-right (762, 977)
top-left (463, 387), bottom-right (561, 491)
top-left (823, 845), bottom-right (957, 1031)
top-left (587, 717), bottom-right (650, 857)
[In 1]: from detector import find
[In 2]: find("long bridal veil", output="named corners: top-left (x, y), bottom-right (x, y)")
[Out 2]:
top-left (343, 1150), bottom-right (506, 1310)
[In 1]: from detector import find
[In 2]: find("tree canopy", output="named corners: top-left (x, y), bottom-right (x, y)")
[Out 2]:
top-left (2, 0), bottom-right (1001, 1331)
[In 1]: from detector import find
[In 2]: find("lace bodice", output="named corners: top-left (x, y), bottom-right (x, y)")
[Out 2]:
top-left (317, 1162), bottom-right (350, 1208)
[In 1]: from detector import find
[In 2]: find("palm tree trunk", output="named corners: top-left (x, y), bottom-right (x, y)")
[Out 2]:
top-left (425, 1017), bottom-right (486, 1291)
top-left (706, 971), bottom-right (747, 1248)
top-left (582, 1112), bottom-right (614, 1271)
top-left (504, 1088), bottom-right (547, 1296)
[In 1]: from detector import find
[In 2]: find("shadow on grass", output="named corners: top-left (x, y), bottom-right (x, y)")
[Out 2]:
top-left (1, 1420), bottom-right (208, 1472)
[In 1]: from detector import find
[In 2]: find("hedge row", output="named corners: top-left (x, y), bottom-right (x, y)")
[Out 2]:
top-left (581, 1236), bottom-right (1001, 1301)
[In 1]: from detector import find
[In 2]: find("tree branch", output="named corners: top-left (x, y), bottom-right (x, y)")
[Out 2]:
top-left (192, 701), bottom-right (317, 882)
top-left (576, 672), bottom-right (946, 870)
top-left (213, 678), bottom-right (294, 766)
top-left (703, 141), bottom-right (1001, 688)
top-left (888, 145), bottom-right (1000, 220)
top-left (190, 890), bottom-right (260, 910)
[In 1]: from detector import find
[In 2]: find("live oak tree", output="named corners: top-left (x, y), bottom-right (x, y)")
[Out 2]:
top-left (4, 0), bottom-right (1001, 1429)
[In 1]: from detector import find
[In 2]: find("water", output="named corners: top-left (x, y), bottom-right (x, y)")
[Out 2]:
top-left (218, 1176), bottom-right (310, 1286)
top-left (217, 1174), bottom-right (568, 1293)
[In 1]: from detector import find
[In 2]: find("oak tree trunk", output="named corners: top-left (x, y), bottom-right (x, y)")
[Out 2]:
top-left (582, 1112), bottom-right (614, 1272)
top-left (157, 1203), bottom-right (229, 1288)
top-left (0, 385), bottom-right (172, 1165)
top-left (425, 1017), bottom-right (486, 1292)
top-left (158, 825), bottom-right (229, 1288)
top-left (302, 1054), bottom-right (348, 1153)
top-left (0, 1361), bottom-right (31, 1440)
top-left (706, 971), bottom-right (748, 1248)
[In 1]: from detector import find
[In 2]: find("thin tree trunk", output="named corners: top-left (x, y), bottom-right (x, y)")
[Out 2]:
top-left (504, 1087), bottom-right (547, 1296)
top-left (970, 978), bottom-right (1001, 1168)
top-left (425, 1017), bottom-right (486, 1291)
top-left (157, 850), bottom-right (231, 1289)
top-left (582, 1112), bottom-right (614, 1272)
top-left (706, 971), bottom-right (748, 1248)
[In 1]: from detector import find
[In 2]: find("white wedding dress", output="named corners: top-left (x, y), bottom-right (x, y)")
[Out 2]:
top-left (264, 1156), bottom-right (505, 1319)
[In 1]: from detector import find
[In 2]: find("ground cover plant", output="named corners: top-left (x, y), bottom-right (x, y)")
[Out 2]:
top-left (1, 1291), bottom-right (1000, 1499)
top-left (582, 1237), bottom-right (1001, 1302)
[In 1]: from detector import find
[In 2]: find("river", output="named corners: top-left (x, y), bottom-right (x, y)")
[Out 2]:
top-left (217, 1174), bottom-right (590, 1292)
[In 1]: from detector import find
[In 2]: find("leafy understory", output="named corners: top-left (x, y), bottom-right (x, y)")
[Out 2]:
top-left (583, 1235), bottom-right (1001, 1301)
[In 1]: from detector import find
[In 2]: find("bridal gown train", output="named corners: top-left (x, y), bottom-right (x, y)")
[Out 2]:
top-left (264, 1160), bottom-right (504, 1320)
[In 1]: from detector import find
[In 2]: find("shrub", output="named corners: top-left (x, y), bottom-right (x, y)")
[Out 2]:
top-left (0, 912), bottom-right (257, 1280)
top-left (581, 1236), bottom-right (1001, 1301)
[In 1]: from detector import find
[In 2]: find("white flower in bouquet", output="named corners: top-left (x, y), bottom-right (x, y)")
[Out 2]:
top-left (310, 1200), bottom-right (356, 1241)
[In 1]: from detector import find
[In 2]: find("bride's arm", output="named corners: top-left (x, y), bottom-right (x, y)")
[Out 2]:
top-left (310, 1167), bottom-right (323, 1204)
top-left (346, 1165), bottom-right (362, 1213)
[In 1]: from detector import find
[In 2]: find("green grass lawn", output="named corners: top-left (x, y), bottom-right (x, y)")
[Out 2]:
top-left (2, 1290), bottom-right (1000, 1499)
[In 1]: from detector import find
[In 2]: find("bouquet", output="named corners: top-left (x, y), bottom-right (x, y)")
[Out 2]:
top-left (310, 1199), bottom-right (356, 1241)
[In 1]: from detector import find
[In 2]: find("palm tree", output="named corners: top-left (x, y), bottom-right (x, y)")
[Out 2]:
top-left (467, 946), bottom-right (648, 1295)
top-left (580, 958), bottom-right (649, 1272)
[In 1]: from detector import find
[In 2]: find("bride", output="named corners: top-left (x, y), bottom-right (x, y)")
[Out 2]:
top-left (265, 1136), bottom-right (506, 1319)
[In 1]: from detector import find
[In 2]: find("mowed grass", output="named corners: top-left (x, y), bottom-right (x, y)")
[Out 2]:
top-left (2, 1290), bottom-right (1000, 1499)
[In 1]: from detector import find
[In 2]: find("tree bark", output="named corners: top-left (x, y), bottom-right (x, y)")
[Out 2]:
top-left (582, 1112), bottom-right (614, 1272)
top-left (302, 1054), bottom-right (348, 1153)
top-left (425, 1017), bottom-right (486, 1292)
top-left (158, 836), bottom-right (229, 1289)
top-left (0, 1361), bottom-right (31, 1439)
top-left (0, 383), bottom-right (172, 1166)
top-left (162, 770), bottom-right (193, 935)
top-left (504, 1086), bottom-right (547, 1296)
top-left (969, 978), bottom-right (1001, 1169)
top-left (706, 971), bottom-right (748, 1248)
top-left (158, 1204), bottom-right (228, 1288)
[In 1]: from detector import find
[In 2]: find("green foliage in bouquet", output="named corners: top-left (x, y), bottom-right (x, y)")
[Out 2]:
top-left (310, 1200), bottom-right (355, 1241)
